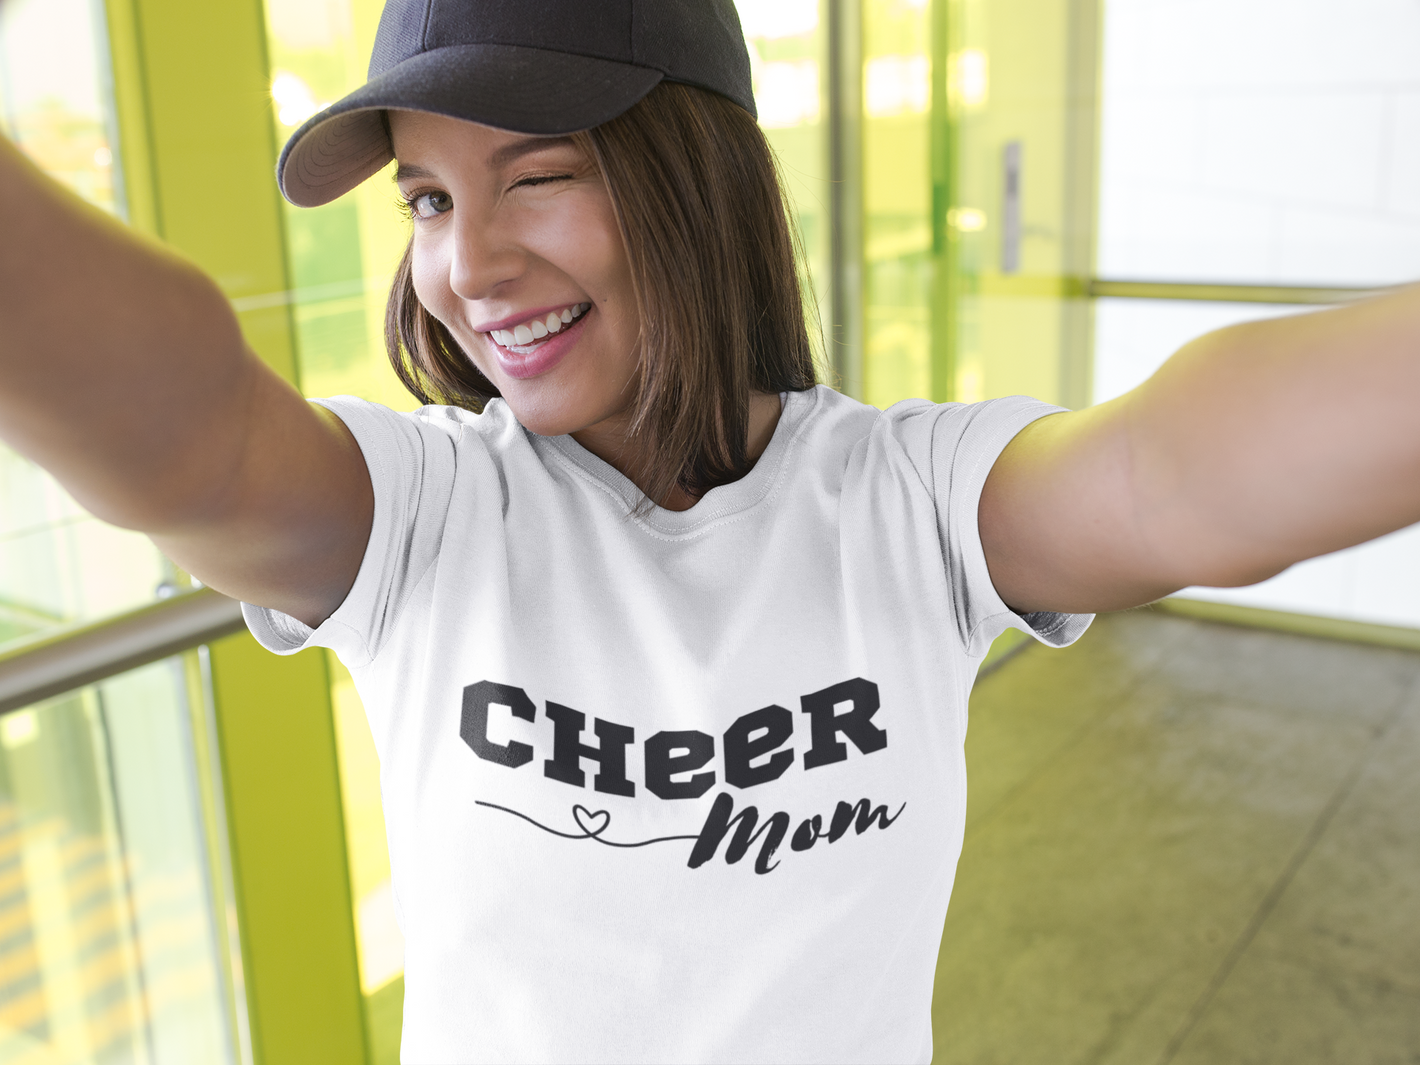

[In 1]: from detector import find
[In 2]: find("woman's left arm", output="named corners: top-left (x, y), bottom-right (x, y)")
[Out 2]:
top-left (981, 283), bottom-right (1420, 614)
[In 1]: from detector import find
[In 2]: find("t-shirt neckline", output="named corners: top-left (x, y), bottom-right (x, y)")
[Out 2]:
top-left (530, 387), bottom-right (820, 535)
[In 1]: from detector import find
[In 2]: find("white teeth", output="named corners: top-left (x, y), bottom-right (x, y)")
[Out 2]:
top-left (491, 303), bottom-right (592, 348)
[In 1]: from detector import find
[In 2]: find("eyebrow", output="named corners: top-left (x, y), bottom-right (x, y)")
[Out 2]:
top-left (487, 135), bottom-right (579, 169)
top-left (394, 136), bottom-right (580, 184)
top-left (393, 163), bottom-right (436, 183)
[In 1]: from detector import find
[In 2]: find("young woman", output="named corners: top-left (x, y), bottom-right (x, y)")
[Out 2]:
top-left (2, 1), bottom-right (1418, 1061)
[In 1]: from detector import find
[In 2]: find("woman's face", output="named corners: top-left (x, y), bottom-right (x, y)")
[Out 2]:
top-left (389, 110), bottom-right (640, 441)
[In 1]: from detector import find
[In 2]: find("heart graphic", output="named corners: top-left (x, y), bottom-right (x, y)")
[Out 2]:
top-left (572, 805), bottom-right (611, 838)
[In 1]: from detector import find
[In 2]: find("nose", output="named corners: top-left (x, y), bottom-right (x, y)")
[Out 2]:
top-left (447, 207), bottom-right (525, 301)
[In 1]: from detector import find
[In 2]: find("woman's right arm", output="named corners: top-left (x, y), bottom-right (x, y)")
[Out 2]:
top-left (0, 135), bottom-right (373, 628)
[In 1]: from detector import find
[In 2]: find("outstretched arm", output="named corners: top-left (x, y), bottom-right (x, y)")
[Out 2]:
top-left (982, 284), bottom-right (1420, 614)
top-left (0, 135), bottom-right (372, 627)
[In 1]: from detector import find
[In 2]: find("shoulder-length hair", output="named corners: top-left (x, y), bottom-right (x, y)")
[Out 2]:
top-left (384, 82), bottom-right (819, 507)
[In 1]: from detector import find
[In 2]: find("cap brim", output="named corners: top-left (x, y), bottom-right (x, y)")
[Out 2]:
top-left (278, 43), bottom-right (665, 208)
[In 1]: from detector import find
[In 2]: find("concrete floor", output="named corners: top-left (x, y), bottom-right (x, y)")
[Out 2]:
top-left (932, 609), bottom-right (1420, 1065)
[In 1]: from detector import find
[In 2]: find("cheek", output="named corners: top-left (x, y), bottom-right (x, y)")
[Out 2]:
top-left (407, 243), bottom-right (491, 373)
top-left (409, 242), bottom-right (450, 317)
top-left (528, 194), bottom-right (632, 300)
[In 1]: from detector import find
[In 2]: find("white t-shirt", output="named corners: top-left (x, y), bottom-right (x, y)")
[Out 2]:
top-left (244, 384), bottom-right (1090, 1064)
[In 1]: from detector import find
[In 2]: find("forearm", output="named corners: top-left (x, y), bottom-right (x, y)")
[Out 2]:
top-left (0, 134), bottom-right (257, 530)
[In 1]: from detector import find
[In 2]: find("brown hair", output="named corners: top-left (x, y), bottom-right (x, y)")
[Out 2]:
top-left (385, 82), bottom-right (819, 506)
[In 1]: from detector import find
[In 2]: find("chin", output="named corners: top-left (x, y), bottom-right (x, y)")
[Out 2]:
top-left (495, 390), bottom-right (598, 438)
top-left (488, 367), bottom-right (633, 439)
top-left (507, 410), bottom-right (576, 437)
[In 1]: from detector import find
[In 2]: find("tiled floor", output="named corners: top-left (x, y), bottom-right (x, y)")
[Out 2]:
top-left (931, 609), bottom-right (1420, 1064)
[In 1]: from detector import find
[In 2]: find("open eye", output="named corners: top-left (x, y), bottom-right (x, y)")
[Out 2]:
top-left (407, 190), bottom-right (452, 219)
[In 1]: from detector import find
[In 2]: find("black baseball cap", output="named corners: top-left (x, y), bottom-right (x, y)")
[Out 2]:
top-left (277, 0), bottom-right (756, 208)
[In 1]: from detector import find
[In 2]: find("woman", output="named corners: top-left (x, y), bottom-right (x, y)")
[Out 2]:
top-left (1, 1), bottom-right (1418, 1061)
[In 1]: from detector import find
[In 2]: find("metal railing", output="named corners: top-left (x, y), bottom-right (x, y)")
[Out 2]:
top-left (1089, 279), bottom-right (1390, 305)
top-left (0, 588), bottom-right (246, 715)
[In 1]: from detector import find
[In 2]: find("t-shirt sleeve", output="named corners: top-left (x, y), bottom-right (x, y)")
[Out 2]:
top-left (897, 395), bottom-right (1094, 659)
top-left (240, 396), bottom-right (465, 668)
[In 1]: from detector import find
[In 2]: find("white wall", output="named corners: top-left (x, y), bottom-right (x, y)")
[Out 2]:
top-left (1098, 0), bottom-right (1420, 288)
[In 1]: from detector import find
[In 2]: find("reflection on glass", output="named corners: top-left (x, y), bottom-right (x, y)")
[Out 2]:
top-left (0, 0), bottom-right (176, 652)
top-left (946, 48), bottom-right (987, 110)
top-left (0, 659), bottom-right (236, 1065)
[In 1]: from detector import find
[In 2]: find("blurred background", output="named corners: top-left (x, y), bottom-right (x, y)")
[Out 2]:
top-left (0, 0), bottom-right (1416, 1061)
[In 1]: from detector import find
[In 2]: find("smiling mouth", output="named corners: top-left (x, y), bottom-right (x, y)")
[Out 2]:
top-left (487, 302), bottom-right (592, 353)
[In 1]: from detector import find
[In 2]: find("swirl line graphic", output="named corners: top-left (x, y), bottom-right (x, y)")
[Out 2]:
top-left (475, 800), bottom-right (700, 849)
